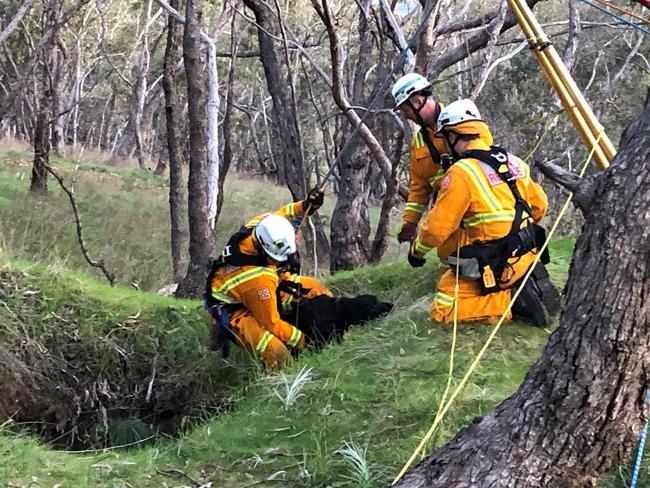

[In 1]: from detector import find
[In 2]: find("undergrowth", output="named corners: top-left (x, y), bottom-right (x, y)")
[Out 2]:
top-left (0, 147), bottom-right (646, 487)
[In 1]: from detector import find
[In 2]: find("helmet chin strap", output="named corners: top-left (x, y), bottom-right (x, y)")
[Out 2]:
top-left (405, 96), bottom-right (436, 130)
top-left (441, 131), bottom-right (462, 168)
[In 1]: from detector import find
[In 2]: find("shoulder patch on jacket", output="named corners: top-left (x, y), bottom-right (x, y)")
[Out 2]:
top-left (440, 174), bottom-right (451, 191)
top-left (257, 288), bottom-right (271, 300)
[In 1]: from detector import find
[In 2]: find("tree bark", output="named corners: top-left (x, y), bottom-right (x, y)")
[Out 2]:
top-left (30, 0), bottom-right (63, 195)
top-left (133, 0), bottom-right (153, 170)
top-left (155, 0), bottom-right (220, 229)
top-left (175, 0), bottom-right (214, 298)
top-left (162, 0), bottom-right (187, 284)
top-left (313, 0), bottom-right (397, 271)
top-left (243, 0), bottom-right (330, 263)
top-left (394, 91), bottom-right (650, 487)
top-left (242, 0), bottom-right (306, 200)
top-left (217, 11), bottom-right (239, 220)
top-left (0, 0), bottom-right (37, 46)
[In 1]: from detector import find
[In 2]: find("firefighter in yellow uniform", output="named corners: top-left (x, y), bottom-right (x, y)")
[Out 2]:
top-left (408, 99), bottom-right (553, 326)
top-left (391, 73), bottom-right (448, 243)
top-left (205, 189), bottom-right (324, 370)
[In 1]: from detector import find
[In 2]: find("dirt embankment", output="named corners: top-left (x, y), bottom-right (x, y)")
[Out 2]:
top-left (0, 269), bottom-right (246, 449)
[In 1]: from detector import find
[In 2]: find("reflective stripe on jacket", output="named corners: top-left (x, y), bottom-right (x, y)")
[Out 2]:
top-left (402, 126), bottom-right (447, 224)
top-left (413, 140), bottom-right (548, 256)
top-left (210, 203), bottom-right (307, 349)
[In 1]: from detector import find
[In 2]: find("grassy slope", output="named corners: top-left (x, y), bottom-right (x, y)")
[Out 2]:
top-left (0, 148), bottom-right (296, 291)
top-left (0, 149), bottom-right (646, 488)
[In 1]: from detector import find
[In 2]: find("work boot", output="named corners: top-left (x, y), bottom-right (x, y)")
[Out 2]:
top-left (532, 264), bottom-right (561, 316)
top-left (512, 278), bottom-right (550, 327)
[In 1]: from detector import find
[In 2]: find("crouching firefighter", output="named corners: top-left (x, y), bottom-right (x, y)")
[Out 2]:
top-left (277, 271), bottom-right (393, 349)
top-left (204, 191), bottom-right (324, 370)
top-left (407, 99), bottom-right (560, 327)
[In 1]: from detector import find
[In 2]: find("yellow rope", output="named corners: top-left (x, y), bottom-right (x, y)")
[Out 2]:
top-left (392, 241), bottom-right (462, 484)
top-left (392, 132), bottom-right (604, 484)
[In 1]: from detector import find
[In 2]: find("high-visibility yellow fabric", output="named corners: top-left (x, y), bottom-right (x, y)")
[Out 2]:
top-left (414, 140), bottom-right (547, 253)
top-left (210, 202), bottom-right (308, 368)
top-left (412, 138), bottom-right (548, 324)
top-left (440, 120), bottom-right (494, 148)
top-left (278, 272), bottom-right (334, 312)
top-left (243, 201), bottom-right (306, 230)
top-left (228, 312), bottom-right (292, 370)
top-left (402, 125), bottom-right (448, 224)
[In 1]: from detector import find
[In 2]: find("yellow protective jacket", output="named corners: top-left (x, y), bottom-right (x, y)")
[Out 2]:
top-left (412, 140), bottom-right (548, 257)
top-left (278, 272), bottom-right (334, 313)
top-left (402, 125), bottom-right (448, 224)
top-left (209, 201), bottom-right (307, 350)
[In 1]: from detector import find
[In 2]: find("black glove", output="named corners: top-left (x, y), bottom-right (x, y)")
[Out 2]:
top-left (407, 243), bottom-right (426, 268)
top-left (397, 222), bottom-right (418, 243)
top-left (303, 187), bottom-right (324, 215)
top-left (286, 252), bottom-right (301, 274)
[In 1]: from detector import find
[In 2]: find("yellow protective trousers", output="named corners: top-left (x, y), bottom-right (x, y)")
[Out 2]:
top-left (430, 250), bottom-right (537, 324)
top-left (227, 308), bottom-right (303, 371)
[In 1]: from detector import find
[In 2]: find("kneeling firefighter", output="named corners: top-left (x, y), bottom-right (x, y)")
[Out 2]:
top-left (407, 99), bottom-right (560, 326)
top-left (277, 271), bottom-right (393, 349)
top-left (204, 190), bottom-right (324, 370)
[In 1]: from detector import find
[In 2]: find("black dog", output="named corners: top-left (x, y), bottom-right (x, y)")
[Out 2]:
top-left (281, 294), bottom-right (393, 350)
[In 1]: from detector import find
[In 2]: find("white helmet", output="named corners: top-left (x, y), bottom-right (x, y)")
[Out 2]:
top-left (436, 99), bottom-right (483, 131)
top-left (392, 73), bottom-right (432, 108)
top-left (254, 214), bottom-right (297, 262)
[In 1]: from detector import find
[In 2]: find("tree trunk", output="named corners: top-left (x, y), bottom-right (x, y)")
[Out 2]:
top-left (329, 141), bottom-right (372, 271)
top-left (0, 0), bottom-right (92, 125)
top-left (30, 0), bottom-right (62, 195)
top-left (175, 0), bottom-right (214, 298)
top-left (133, 0), bottom-right (152, 169)
top-left (50, 43), bottom-right (65, 155)
top-left (241, 0), bottom-right (306, 199)
top-left (243, 0), bottom-right (330, 262)
top-left (394, 91), bottom-right (650, 487)
top-left (162, 0), bottom-right (187, 284)
top-left (314, 0), bottom-right (395, 271)
top-left (217, 12), bottom-right (238, 220)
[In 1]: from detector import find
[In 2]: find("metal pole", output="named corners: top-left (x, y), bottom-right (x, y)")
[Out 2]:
top-left (508, 0), bottom-right (616, 169)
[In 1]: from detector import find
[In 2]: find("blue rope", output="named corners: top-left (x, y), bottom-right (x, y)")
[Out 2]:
top-left (630, 391), bottom-right (650, 488)
top-left (578, 0), bottom-right (650, 35)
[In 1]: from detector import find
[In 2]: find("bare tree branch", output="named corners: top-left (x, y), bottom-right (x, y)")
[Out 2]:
top-left (379, 0), bottom-right (416, 73)
top-left (427, 0), bottom-right (544, 80)
top-left (606, 31), bottom-right (644, 96)
top-left (0, 0), bottom-right (37, 46)
top-left (44, 164), bottom-right (116, 285)
top-left (535, 158), bottom-right (596, 212)
top-left (469, 0), bottom-right (508, 99)
top-left (0, 0), bottom-right (93, 122)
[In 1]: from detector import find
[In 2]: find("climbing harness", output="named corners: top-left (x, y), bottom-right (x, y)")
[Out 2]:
top-left (392, 131), bottom-right (605, 485)
top-left (447, 147), bottom-right (549, 294)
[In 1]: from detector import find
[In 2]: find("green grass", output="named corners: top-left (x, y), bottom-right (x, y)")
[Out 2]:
top-left (0, 148), bottom-right (297, 291)
top-left (0, 148), bottom-right (645, 487)
top-left (0, 241), bottom-right (604, 488)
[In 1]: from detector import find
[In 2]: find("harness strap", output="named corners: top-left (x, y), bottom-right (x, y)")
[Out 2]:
top-left (463, 146), bottom-right (533, 240)
top-left (222, 226), bottom-right (268, 267)
top-left (204, 298), bottom-right (240, 358)
top-left (451, 146), bottom-right (549, 294)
